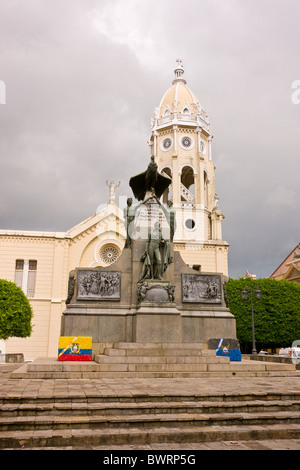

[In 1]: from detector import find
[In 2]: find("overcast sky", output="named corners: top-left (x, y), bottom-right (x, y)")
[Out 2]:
top-left (0, 0), bottom-right (299, 279)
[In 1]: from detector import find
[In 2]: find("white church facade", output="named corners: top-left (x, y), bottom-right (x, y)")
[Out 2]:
top-left (0, 62), bottom-right (229, 360)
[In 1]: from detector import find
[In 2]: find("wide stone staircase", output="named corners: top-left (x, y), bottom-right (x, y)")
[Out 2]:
top-left (10, 342), bottom-right (299, 379)
top-left (1, 383), bottom-right (300, 449)
top-left (2, 343), bottom-right (300, 449)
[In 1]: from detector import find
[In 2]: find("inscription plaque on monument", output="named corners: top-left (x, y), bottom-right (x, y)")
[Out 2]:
top-left (134, 197), bottom-right (170, 240)
top-left (182, 274), bottom-right (222, 303)
top-left (77, 270), bottom-right (121, 301)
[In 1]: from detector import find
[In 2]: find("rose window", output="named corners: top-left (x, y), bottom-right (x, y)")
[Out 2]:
top-left (163, 138), bottom-right (172, 149)
top-left (181, 136), bottom-right (192, 148)
top-left (100, 246), bottom-right (119, 265)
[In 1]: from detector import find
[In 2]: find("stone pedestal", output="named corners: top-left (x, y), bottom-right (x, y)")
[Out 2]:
top-left (133, 305), bottom-right (182, 342)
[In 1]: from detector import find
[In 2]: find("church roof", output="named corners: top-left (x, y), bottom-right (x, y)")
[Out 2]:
top-left (269, 243), bottom-right (300, 280)
top-left (284, 263), bottom-right (300, 283)
top-left (158, 81), bottom-right (201, 117)
top-left (151, 60), bottom-right (210, 132)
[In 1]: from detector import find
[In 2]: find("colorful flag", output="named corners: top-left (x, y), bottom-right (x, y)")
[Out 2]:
top-left (215, 338), bottom-right (242, 361)
top-left (58, 336), bottom-right (92, 361)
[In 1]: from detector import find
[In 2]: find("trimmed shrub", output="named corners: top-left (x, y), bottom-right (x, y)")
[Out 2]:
top-left (0, 279), bottom-right (33, 340)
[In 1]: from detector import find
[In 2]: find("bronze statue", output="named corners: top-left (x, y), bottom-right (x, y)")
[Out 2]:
top-left (123, 198), bottom-right (134, 248)
top-left (166, 200), bottom-right (176, 242)
top-left (154, 197), bottom-right (176, 242)
top-left (139, 248), bottom-right (152, 281)
top-left (129, 156), bottom-right (172, 201)
top-left (66, 270), bottom-right (75, 304)
top-left (124, 196), bottom-right (155, 248)
top-left (146, 221), bottom-right (165, 280)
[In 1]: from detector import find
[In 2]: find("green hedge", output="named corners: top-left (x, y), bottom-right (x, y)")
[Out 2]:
top-left (0, 279), bottom-right (33, 340)
top-left (226, 277), bottom-right (300, 352)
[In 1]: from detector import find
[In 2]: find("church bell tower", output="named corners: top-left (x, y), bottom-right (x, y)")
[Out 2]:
top-left (148, 60), bottom-right (229, 276)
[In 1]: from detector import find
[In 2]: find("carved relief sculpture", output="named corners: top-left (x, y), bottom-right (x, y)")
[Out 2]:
top-left (182, 274), bottom-right (222, 303)
top-left (137, 281), bottom-right (175, 303)
top-left (77, 270), bottom-right (121, 300)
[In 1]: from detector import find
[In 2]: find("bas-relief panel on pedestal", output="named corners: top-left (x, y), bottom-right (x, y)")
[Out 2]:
top-left (182, 274), bottom-right (222, 304)
top-left (77, 270), bottom-right (121, 301)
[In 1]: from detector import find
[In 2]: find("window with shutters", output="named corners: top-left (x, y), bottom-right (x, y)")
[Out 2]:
top-left (27, 260), bottom-right (37, 298)
top-left (14, 259), bottom-right (37, 298)
top-left (14, 259), bottom-right (24, 288)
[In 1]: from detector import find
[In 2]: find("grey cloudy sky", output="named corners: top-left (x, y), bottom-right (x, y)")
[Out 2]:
top-left (0, 0), bottom-right (299, 279)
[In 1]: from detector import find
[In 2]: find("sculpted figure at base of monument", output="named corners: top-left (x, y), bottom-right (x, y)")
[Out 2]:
top-left (139, 221), bottom-right (172, 281)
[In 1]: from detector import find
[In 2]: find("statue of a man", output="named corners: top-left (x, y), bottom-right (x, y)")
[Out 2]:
top-left (106, 180), bottom-right (120, 204)
top-left (139, 248), bottom-right (151, 281)
top-left (123, 198), bottom-right (134, 248)
top-left (123, 196), bottom-right (153, 248)
top-left (66, 270), bottom-right (75, 304)
top-left (147, 221), bottom-right (165, 280)
top-left (151, 196), bottom-right (176, 242)
top-left (166, 200), bottom-right (176, 242)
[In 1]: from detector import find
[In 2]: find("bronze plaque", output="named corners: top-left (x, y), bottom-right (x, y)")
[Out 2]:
top-left (77, 270), bottom-right (121, 301)
top-left (182, 274), bottom-right (222, 303)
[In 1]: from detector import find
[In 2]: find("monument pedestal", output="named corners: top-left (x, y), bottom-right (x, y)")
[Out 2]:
top-left (61, 167), bottom-right (236, 352)
top-left (61, 246), bottom-right (236, 350)
top-left (133, 304), bottom-right (182, 343)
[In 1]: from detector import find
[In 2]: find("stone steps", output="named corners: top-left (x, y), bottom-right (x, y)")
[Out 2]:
top-left (101, 342), bottom-right (213, 357)
top-left (2, 399), bottom-right (300, 417)
top-left (10, 364), bottom-right (299, 379)
top-left (2, 386), bottom-right (300, 448)
top-left (111, 342), bottom-right (207, 348)
top-left (0, 401), bottom-right (300, 418)
top-left (10, 342), bottom-right (299, 379)
top-left (2, 420), bottom-right (300, 448)
top-left (2, 410), bottom-right (300, 432)
top-left (96, 342), bottom-right (298, 377)
top-left (96, 355), bottom-right (225, 364)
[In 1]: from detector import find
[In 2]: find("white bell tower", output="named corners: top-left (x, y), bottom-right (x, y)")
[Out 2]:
top-left (148, 60), bottom-right (229, 276)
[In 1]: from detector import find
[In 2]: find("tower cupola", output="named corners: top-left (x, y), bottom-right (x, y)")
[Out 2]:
top-left (147, 61), bottom-right (228, 277)
top-left (149, 60), bottom-right (210, 135)
top-left (172, 59), bottom-right (187, 85)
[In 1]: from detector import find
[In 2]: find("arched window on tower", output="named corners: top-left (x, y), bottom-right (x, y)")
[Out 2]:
top-left (161, 167), bottom-right (172, 203)
top-left (180, 165), bottom-right (195, 207)
top-left (181, 103), bottom-right (192, 115)
top-left (162, 104), bottom-right (171, 117)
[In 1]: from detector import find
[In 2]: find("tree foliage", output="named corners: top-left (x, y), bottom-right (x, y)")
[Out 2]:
top-left (226, 277), bottom-right (300, 352)
top-left (0, 279), bottom-right (33, 340)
